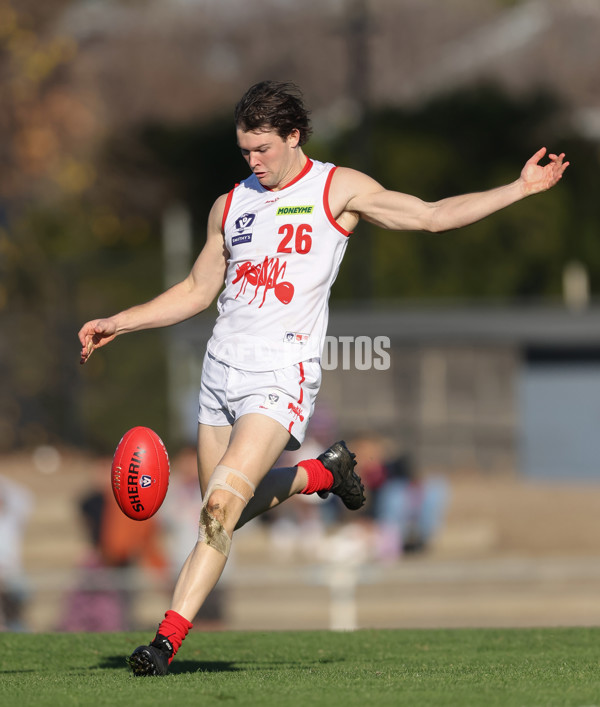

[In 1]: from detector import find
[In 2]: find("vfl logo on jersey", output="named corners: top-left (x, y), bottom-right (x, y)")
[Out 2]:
top-left (140, 475), bottom-right (152, 489)
top-left (284, 331), bottom-right (309, 345)
top-left (232, 212), bottom-right (256, 246)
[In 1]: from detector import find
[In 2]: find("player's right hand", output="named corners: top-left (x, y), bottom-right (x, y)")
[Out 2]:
top-left (78, 318), bottom-right (118, 364)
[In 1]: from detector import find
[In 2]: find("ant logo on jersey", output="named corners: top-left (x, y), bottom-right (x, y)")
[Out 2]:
top-left (233, 256), bottom-right (294, 307)
top-left (232, 212), bottom-right (256, 246)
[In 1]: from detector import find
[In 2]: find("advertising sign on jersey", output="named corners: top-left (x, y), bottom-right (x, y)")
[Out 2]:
top-left (275, 203), bottom-right (315, 224)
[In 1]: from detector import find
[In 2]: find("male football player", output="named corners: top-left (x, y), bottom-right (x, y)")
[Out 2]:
top-left (78, 81), bottom-right (568, 675)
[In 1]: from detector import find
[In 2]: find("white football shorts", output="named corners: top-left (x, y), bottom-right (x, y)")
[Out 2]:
top-left (198, 351), bottom-right (322, 451)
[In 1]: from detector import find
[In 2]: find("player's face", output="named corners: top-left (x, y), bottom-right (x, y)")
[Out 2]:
top-left (236, 126), bottom-right (301, 190)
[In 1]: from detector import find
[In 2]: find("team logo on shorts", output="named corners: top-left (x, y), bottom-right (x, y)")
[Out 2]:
top-left (140, 475), bottom-right (152, 489)
top-left (259, 391), bottom-right (281, 411)
top-left (232, 212), bottom-right (256, 246)
top-left (288, 402), bottom-right (305, 422)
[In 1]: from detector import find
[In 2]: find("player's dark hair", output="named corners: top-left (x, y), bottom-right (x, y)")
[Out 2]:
top-left (234, 80), bottom-right (312, 146)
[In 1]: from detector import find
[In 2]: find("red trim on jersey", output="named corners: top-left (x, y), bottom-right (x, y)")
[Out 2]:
top-left (265, 158), bottom-right (313, 192)
top-left (221, 187), bottom-right (236, 233)
top-left (324, 167), bottom-right (352, 237)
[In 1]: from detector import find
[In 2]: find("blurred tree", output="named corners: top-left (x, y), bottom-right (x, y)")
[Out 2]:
top-left (0, 0), bottom-right (87, 205)
top-left (0, 0), bottom-right (86, 451)
top-left (0, 0), bottom-right (170, 452)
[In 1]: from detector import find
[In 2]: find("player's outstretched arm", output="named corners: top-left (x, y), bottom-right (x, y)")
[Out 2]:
top-left (337, 148), bottom-right (569, 234)
top-left (79, 195), bottom-right (229, 364)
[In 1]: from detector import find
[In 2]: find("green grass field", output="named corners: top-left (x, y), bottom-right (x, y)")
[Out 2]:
top-left (1, 628), bottom-right (599, 706)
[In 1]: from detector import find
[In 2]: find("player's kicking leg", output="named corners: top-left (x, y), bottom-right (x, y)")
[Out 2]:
top-left (128, 416), bottom-right (365, 675)
top-left (236, 438), bottom-right (364, 528)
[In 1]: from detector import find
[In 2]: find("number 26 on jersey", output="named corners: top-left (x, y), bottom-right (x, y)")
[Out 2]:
top-left (277, 223), bottom-right (312, 255)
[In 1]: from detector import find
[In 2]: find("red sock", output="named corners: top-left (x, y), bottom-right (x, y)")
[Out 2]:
top-left (156, 610), bottom-right (193, 663)
top-left (299, 458), bottom-right (333, 495)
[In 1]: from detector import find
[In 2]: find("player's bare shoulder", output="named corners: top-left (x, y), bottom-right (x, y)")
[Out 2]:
top-left (203, 192), bottom-right (231, 258)
top-left (187, 193), bottom-right (230, 279)
top-left (208, 192), bottom-right (230, 237)
top-left (328, 167), bottom-right (383, 230)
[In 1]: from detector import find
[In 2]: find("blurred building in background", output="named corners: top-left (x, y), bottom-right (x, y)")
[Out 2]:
top-left (54, 0), bottom-right (600, 139)
top-left (179, 303), bottom-right (600, 480)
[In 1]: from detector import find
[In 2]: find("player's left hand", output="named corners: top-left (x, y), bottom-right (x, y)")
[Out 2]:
top-left (519, 147), bottom-right (569, 196)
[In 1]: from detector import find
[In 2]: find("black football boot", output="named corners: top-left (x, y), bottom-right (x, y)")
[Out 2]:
top-left (317, 440), bottom-right (365, 510)
top-left (127, 634), bottom-right (173, 676)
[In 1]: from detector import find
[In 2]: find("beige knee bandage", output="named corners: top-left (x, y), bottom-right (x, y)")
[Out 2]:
top-left (198, 465), bottom-right (256, 557)
top-left (205, 465), bottom-right (256, 504)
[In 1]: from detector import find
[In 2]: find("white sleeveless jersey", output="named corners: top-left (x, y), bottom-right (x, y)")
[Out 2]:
top-left (207, 158), bottom-right (351, 371)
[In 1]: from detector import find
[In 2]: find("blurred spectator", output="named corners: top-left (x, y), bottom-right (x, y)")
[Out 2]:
top-left (58, 458), bottom-right (166, 632)
top-left (0, 475), bottom-right (33, 631)
top-left (350, 433), bottom-right (449, 561)
top-left (162, 445), bottom-right (228, 629)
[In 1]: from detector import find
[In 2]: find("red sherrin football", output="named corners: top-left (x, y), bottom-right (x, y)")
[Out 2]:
top-left (111, 426), bottom-right (170, 521)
